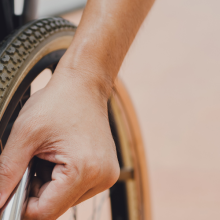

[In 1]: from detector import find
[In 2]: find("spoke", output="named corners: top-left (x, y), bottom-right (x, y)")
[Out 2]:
top-left (49, 64), bottom-right (57, 74)
top-left (0, 140), bottom-right (3, 152)
top-left (118, 167), bottom-right (134, 182)
top-left (96, 191), bottom-right (110, 220)
top-left (19, 100), bottom-right (23, 109)
top-left (86, 191), bottom-right (110, 220)
top-left (92, 196), bottom-right (96, 220)
top-left (72, 206), bottom-right (77, 220)
top-left (21, 94), bottom-right (30, 100)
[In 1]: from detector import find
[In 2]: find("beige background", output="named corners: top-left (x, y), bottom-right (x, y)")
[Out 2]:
top-left (63, 0), bottom-right (220, 219)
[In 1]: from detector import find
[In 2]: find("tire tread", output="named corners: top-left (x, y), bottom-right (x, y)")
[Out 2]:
top-left (0, 17), bottom-right (76, 100)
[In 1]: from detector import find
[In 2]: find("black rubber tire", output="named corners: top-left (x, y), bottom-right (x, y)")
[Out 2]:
top-left (0, 17), bottom-right (76, 142)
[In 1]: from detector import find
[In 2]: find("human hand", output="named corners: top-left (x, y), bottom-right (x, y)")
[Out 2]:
top-left (0, 65), bottom-right (120, 219)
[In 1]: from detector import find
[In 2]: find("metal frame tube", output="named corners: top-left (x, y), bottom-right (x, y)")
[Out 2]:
top-left (22, 0), bottom-right (39, 23)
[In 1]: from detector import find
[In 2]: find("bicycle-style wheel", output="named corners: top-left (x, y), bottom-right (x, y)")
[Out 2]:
top-left (0, 17), bottom-right (151, 220)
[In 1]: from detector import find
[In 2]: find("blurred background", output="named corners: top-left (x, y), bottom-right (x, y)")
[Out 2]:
top-left (37, 0), bottom-right (220, 219)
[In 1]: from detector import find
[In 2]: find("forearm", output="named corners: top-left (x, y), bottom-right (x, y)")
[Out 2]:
top-left (59, 0), bottom-right (155, 97)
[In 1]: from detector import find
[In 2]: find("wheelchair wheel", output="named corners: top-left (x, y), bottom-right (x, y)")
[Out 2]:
top-left (0, 17), bottom-right (151, 220)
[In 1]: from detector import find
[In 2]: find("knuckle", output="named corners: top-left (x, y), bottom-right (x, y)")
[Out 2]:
top-left (66, 163), bottom-right (81, 180)
top-left (104, 158), bottom-right (120, 189)
top-left (61, 160), bottom-right (81, 184)
top-left (101, 144), bottom-right (120, 189)
top-left (85, 159), bottom-right (101, 180)
top-left (81, 146), bottom-right (120, 190)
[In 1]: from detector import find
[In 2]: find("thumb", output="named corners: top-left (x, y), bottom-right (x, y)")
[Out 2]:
top-left (0, 128), bottom-right (34, 208)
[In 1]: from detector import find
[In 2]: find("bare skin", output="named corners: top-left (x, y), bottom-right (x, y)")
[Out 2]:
top-left (0, 0), bottom-right (154, 219)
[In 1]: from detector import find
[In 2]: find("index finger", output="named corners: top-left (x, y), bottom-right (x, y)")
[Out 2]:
top-left (24, 164), bottom-right (84, 220)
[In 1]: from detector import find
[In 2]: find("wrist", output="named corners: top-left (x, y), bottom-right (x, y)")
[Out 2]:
top-left (56, 43), bottom-right (115, 100)
top-left (53, 62), bottom-right (113, 105)
top-left (58, 23), bottom-right (122, 85)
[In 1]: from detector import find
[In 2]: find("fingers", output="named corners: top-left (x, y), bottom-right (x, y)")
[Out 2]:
top-left (29, 176), bottom-right (43, 198)
top-left (35, 158), bottom-right (55, 183)
top-left (24, 164), bottom-right (83, 220)
top-left (72, 171), bottom-right (117, 206)
top-left (72, 186), bottom-right (104, 206)
top-left (29, 159), bottom-right (55, 198)
top-left (0, 131), bottom-right (34, 208)
top-left (25, 162), bottom-right (119, 219)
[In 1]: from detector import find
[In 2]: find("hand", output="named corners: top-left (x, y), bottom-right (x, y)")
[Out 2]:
top-left (0, 66), bottom-right (120, 219)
